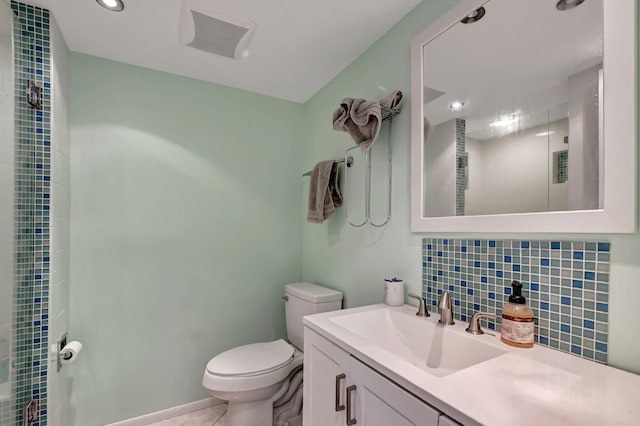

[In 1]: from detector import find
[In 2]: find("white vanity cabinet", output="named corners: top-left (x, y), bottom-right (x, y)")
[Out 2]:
top-left (350, 357), bottom-right (440, 426)
top-left (439, 415), bottom-right (462, 426)
top-left (305, 304), bottom-right (640, 425)
top-left (304, 328), bottom-right (442, 426)
top-left (303, 326), bottom-right (351, 426)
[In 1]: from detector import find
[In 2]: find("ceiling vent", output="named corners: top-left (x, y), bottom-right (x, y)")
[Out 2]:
top-left (423, 87), bottom-right (446, 103)
top-left (179, 0), bottom-right (256, 60)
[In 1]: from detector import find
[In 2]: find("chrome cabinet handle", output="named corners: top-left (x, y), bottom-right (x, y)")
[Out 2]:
top-left (346, 384), bottom-right (357, 425)
top-left (335, 373), bottom-right (346, 412)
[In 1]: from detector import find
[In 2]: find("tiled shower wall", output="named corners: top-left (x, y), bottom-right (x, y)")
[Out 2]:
top-left (455, 118), bottom-right (465, 216)
top-left (47, 9), bottom-right (71, 426)
top-left (8, 2), bottom-right (59, 425)
top-left (422, 238), bottom-right (610, 363)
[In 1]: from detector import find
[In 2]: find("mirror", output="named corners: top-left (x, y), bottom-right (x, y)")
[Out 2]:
top-left (410, 0), bottom-right (636, 233)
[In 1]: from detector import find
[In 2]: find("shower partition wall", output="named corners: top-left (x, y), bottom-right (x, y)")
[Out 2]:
top-left (0, 0), bottom-right (15, 423)
top-left (3, 2), bottom-right (54, 425)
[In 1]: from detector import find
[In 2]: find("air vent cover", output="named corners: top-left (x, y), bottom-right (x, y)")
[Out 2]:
top-left (424, 87), bottom-right (446, 103)
top-left (179, 0), bottom-right (256, 60)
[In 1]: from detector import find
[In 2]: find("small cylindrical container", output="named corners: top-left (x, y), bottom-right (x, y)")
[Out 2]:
top-left (500, 281), bottom-right (535, 348)
top-left (384, 278), bottom-right (404, 306)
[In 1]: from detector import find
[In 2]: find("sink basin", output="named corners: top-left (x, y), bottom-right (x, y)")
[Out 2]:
top-left (329, 306), bottom-right (506, 377)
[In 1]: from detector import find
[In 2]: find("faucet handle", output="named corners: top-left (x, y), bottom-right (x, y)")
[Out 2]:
top-left (408, 293), bottom-right (429, 317)
top-left (465, 312), bottom-right (496, 335)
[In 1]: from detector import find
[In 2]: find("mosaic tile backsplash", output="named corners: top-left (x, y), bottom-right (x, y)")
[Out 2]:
top-left (422, 238), bottom-right (610, 363)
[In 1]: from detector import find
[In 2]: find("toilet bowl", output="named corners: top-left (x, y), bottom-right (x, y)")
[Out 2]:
top-left (203, 340), bottom-right (303, 426)
top-left (202, 282), bottom-right (342, 426)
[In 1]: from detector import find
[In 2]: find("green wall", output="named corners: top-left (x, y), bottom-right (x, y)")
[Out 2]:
top-left (300, 0), bottom-right (640, 376)
top-left (70, 1), bottom-right (639, 424)
top-left (69, 54), bottom-right (304, 425)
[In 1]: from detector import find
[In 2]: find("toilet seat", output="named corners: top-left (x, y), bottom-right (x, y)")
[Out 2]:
top-left (203, 340), bottom-right (303, 393)
top-left (207, 339), bottom-right (294, 377)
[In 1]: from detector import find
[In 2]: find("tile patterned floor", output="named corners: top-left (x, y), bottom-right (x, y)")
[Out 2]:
top-left (147, 404), bottom-right (228, 426)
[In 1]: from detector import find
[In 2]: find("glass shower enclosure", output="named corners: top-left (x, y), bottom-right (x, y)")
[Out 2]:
top-left (0, 0), bottom-right (15, 423)
top-left (1, 1), bottom-right (44, 424)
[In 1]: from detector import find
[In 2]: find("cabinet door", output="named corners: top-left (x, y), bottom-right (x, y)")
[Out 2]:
top-left (439, 415), bottom-right (462, 426)
top-left (303, 328), bottom-right (351, 426)
top-left (349, 357), bottom-right (440, 426)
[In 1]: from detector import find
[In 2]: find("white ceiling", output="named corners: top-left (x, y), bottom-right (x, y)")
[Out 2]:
top-left (423, 0), bottom-right (603, 140)
top-left (21, 0), bottom-right (421, 103)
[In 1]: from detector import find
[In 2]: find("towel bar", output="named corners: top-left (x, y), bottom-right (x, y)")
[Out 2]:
top-left (381, 106), bottom-right (400, 122)
top-left (302, 157), bottom-right (353, 177)
top-left (303, 106), bottom-right (398, 177)
top-left (344, 114), bottom-right (396, 228)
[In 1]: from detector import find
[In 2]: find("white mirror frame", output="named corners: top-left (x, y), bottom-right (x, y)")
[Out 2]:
top-left (411, 0), bottom-right (636, 233)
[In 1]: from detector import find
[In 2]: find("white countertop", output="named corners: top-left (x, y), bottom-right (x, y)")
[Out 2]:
top-left (303, 304), bottom-right (640, 426)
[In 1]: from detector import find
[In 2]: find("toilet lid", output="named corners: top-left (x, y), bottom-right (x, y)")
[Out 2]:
top-left (206, 339), bottom-right (294, 376)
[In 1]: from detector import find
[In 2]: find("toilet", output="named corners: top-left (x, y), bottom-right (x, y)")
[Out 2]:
top-left (202, 282), bottom-right (343, 426)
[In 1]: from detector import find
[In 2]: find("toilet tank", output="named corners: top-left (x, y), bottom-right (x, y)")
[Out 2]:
top-left (285, 282), bottom-right (342, 350)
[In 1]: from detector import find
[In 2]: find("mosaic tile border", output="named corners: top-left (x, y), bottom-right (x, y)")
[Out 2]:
top-left (422, 238), bottom-right (610, 364)
top-left (0, 400), bottom-right (9, 426)
top-left (554, 150), bottom-right (569, 184)
top-left (455, 118), bottom-right (465, 216)
top-left (9, 2), bottom-right (51, 425)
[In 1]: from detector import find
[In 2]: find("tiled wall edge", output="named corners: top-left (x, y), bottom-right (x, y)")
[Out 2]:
top-left (9, 2), bottom-right (51, 425)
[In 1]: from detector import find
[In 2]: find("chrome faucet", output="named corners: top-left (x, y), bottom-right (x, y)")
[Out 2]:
top-left (437, 291), bottom-right (455, 325)
top-left (465, 312), bottom-right (496, 335)
top-left (408, 293), bottom-right (429, 317)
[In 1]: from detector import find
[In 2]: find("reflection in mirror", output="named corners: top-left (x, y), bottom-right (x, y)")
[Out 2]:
top-left (422, 0), bottom-right (603, 217)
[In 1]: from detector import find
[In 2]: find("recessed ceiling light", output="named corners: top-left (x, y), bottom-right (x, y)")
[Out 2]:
top-left (556, 0), bottom-right (585, 11)
top-left (461, 7), bottom-right (485, 24)
top-left (96, 0), bottom-right (124, 12)
top-left (240, 49), bottom-right (251, 59)
top-left (536, 131), bottom-right (555, 137)
top-left (448, 101), bottom-right (464, 111)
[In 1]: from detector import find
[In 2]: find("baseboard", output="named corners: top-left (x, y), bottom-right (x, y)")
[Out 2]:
top-left (105, 397), bottom-right (223, 426)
